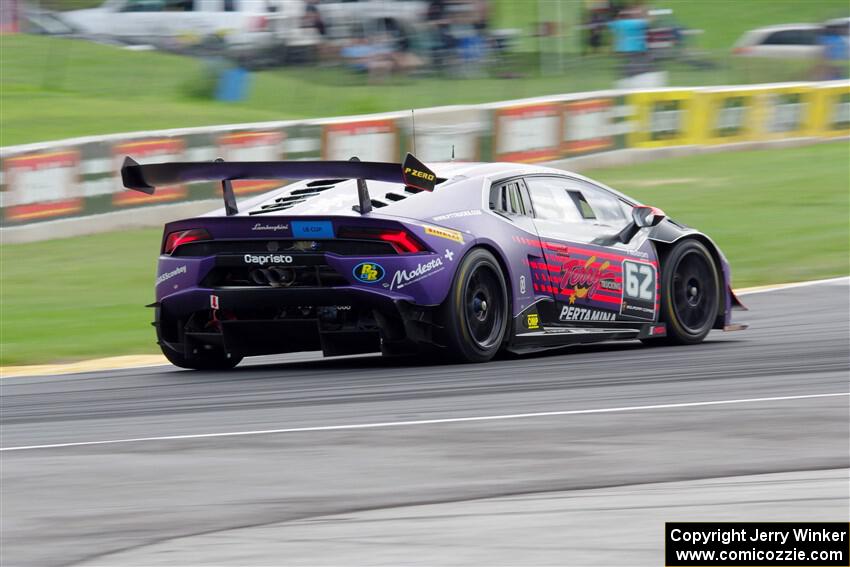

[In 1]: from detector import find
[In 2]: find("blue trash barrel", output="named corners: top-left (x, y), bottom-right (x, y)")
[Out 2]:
top-left (215, 67), bottom-right (250, 102)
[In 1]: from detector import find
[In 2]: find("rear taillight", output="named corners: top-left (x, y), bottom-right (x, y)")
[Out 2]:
top-left (337, 227), bottom-right (427, 254)
top-left (163, 228), bottom-right (212, 255)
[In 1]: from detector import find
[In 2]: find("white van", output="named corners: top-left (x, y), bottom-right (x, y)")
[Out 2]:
top-left (58, 0), bottom-right (310, 59)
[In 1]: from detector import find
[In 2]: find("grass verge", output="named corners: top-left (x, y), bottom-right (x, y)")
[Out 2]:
top-left (1, 141), bottom-right (848, 365)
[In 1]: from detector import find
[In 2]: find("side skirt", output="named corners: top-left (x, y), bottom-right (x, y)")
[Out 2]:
top-left (507, 320), bottom-right (667, 355)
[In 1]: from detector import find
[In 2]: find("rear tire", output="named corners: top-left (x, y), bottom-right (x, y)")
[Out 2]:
top-left (437, 248), bottom-right (509, 363)
top-left (644, 239), bottom-right (720, 346)
top-left (160, 343), bottom-right (242, 371)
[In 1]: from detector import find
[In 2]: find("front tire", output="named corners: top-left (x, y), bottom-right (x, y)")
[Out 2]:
top-left (437, 248), bottom-right (509, 363)
top-left (647, 239), bottom-right (721, 345)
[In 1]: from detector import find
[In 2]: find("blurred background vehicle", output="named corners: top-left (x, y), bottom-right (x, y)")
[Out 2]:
top-left (50, 0), bottom-right (312, 66)
top-left (733, 23), bottom-right (827, 59)
top-left (732, 18), bottom-right (849, 59)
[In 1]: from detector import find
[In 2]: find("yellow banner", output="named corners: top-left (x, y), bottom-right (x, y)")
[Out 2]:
top-left (812, 83), bottom-right (850, 137)
top-left (627, 90), bottom-right (697, 148)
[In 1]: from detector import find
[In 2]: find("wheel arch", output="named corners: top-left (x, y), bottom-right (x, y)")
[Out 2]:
top-left (457, 241), bottom-right (515, 350)
top-left (650, 232), bottom-right (729, 329)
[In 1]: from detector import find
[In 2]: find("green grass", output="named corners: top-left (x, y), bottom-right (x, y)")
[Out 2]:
top-left (1, 228), bottom-right (162, 366)
top-left (1, 142), bottom-right (847, 365)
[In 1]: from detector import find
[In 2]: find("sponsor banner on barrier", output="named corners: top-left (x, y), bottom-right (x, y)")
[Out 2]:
top-left (112, 138), bottom-right (187, 206)
top-left (494, 102), bottom-right (562, 162)
top-left (697, 89), bottom-right (759, 144)
top-left (1, 82), bottom-right (847, 227)
top-left (217, 130), bottom-right (285, 194)
top-left (628, 90), bottom-right (696, 148)
top-left (814, 83), bottom-right (850, 137)
top-left (562, 98), bottom-right (617, 155)
top-left (2, 150), bottom-right (83, 222)
top-left (322, 119), bottom-right (397, 161)
top-left (408, 108), bottom-right (486, 162)
top-left (755, 86), bottom-right (816, 139)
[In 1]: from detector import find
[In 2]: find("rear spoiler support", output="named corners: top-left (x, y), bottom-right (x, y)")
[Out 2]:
top-left (120, 153), bottom-right (436, 216)
top-left (215, 158), bottom-right (239, 216)
top-left (348, 156), bottom-right (372, 215)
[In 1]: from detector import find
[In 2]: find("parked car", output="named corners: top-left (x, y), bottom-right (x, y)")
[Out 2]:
top-left (57, 0), bottom-right (307, 61)
top-left (733, 23), bottom-right (824, 58)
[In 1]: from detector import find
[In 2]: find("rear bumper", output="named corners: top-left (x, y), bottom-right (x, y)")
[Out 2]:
top-left (157, 285), bottom-right (433, 358)
top-left (164, 285), bottom-right (401, 313)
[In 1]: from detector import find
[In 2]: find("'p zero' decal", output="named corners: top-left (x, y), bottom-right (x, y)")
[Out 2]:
top-left (621, 260), bottom-right (657, 320)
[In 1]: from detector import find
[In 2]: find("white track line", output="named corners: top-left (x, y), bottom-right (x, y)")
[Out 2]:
top-left (737, 275), bottom-right (849, 295)
top-left (2, 392), bottom-right (846, 452)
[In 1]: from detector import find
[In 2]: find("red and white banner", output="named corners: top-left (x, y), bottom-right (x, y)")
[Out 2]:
top-left (217, 130), bottom-right (285, 194)
top-left (494, 103), bottom-right (562, 162)
top-left (112, 139), bottom-right (186, 206)
top-left (322, 119), bottom-right (397, 162)
top-left (3, 150), bottom-right (82, 221)
top-left (562, 98), bottom-right (615, 154)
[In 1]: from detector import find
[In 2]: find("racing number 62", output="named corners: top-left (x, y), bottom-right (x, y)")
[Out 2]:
top-left (624, 261), bottom-right (655, 301)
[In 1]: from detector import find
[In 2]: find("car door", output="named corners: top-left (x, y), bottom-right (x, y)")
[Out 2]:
top-left (111, 0), bottom-right (166, 43)
top-left (524, 175), bottom-right (659, 326)
top-left (487, 179), bottom-right (549, 317)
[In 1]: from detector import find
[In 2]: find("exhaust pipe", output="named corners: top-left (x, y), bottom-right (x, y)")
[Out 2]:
top-left (262, 268), bottom-right (283, 287)
top-left (250, 269), bottom-right (270, 286)
top-left (269, 267), bottom-right (296, 287)
top-left (250, 267), bottom-right (295, 287)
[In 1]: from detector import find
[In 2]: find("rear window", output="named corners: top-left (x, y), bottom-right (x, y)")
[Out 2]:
top-left (489, 182), bottom-right (529, 216)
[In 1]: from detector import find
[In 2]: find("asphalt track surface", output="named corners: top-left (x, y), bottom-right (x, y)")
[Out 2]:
top-left (1, 280), bottom-right (848, 566)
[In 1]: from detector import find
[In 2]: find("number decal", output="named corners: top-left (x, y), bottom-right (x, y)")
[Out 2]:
top-left (621, 260), bottom-right (657, 320)
top-left (624, 261), bottom-right (655, 300)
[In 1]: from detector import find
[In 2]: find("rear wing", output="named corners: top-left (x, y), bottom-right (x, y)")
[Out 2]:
top-left (120, 153), bottom-right (437, 216)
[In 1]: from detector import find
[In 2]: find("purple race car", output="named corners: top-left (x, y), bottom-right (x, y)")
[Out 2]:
top-left (122, 153), bottom-right (747, 369)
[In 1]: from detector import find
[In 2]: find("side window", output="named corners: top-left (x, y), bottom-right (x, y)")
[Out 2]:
top-left (524, 177), bottom-right (582, 223)
top-left (576, 181), bottom-right (630, 227)
top-left (122, 0), bottom-right (165, 12)
top-left (763, 29), bottom-right (816, 46)
top-left (489, 181), bottom-right (529, 216)
top-left (164, 0), bottom-right (195, 11)
top-left (568, 191), bottom-right (596, 220)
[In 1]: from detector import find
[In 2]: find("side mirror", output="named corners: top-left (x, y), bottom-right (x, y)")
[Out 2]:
top-left (615, 205), bottom-right (666, 244)
top-left (632, 205), bottom-right (666, 228)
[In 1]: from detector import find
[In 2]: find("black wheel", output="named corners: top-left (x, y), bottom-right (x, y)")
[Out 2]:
top-left (160, 342), bottom-right (243, 370)
top-left (438, 248), bottom-right (509, 363)
top-left (647, 239), bottom-right (720, 345)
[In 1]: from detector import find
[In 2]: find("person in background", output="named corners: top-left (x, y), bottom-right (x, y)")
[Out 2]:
top-left (427, 0), bottom-right (453, 69)
top-left (303, 0), bottom-right (326, 39)
top-left (607, 7), bottom-right (648, 76)
top-left (817, 22), bottom-right (849, 80)
top-left (583, 10), bottom-right (606, 55)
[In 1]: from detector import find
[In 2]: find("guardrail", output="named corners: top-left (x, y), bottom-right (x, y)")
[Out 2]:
top-left (1, 81), bottom-right (847, 229)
